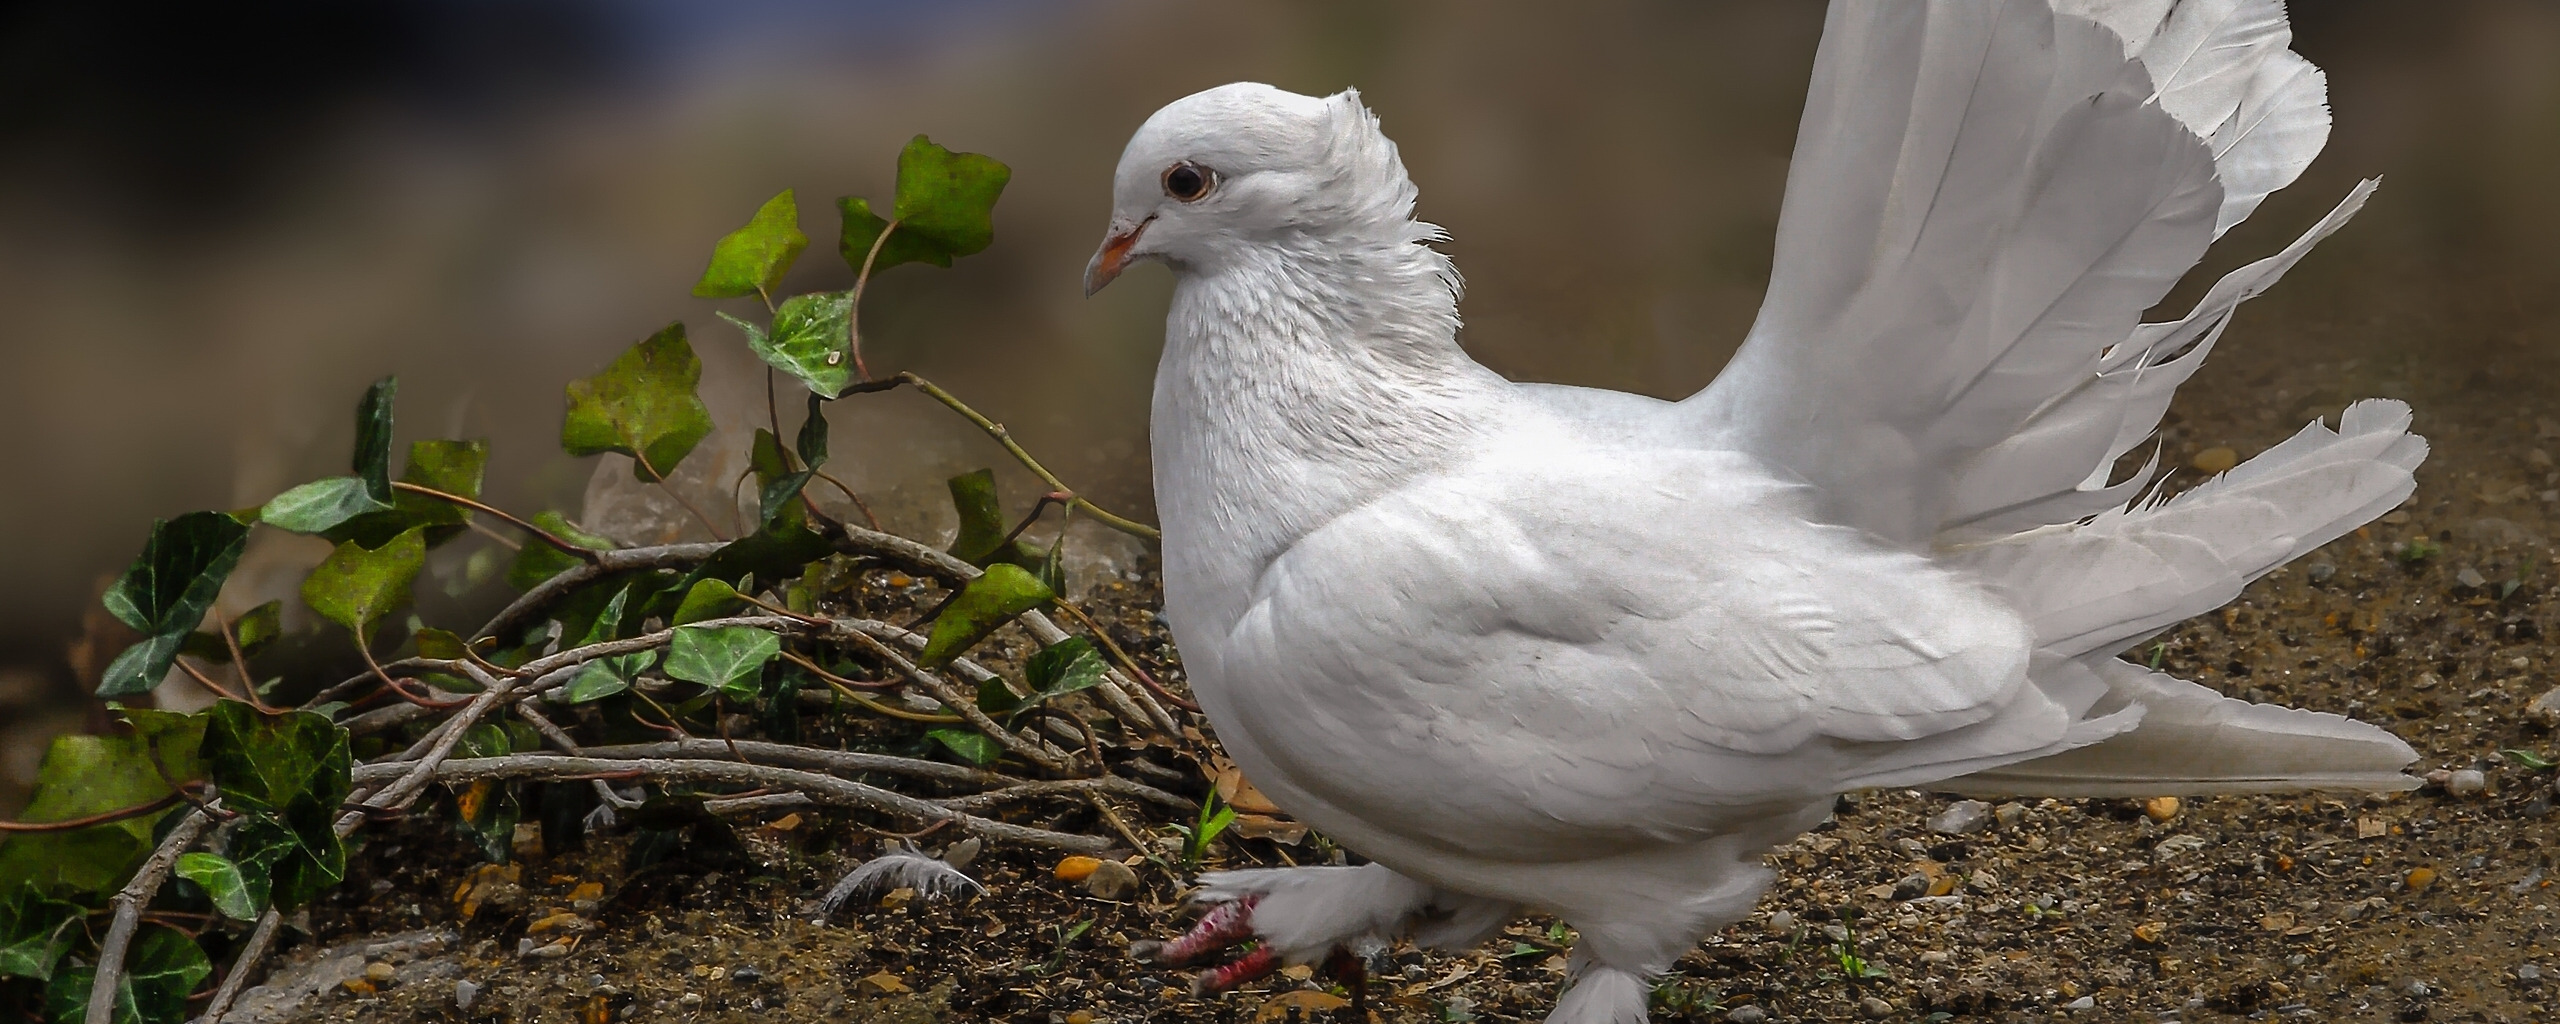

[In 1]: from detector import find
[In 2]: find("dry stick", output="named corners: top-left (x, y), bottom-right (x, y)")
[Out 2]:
top-left (391, 482), bottom-right (602, 562)
top-left (702, 791), bottom-right (813, 816)
top-left (835, 625), bottom-right (1070, 772)
top-left (845, 217), bottom-right (899, 382)
top-left (192, 909), bottom-right (277, 1024)
top-left (936, 776), bottom-right (1193, 814)
top-left (172, 658), bottom-right (249, 705)
top-left (345, 755), bottom-right (1110, 852)
top-left (578, 738), bottom-right (1000, 786)
top-left (85, 809), bottom-right (215, 1024)
top-left (472, 541), bottom-right (726, 643)
top-left (0, 791), bottom-right (185, 833)
top-left (825, 524), bottom-right (1176, 734)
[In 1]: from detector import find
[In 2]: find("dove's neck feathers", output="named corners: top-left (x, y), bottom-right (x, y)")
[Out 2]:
top-left (1150, 226), bottom-right (1501, 628)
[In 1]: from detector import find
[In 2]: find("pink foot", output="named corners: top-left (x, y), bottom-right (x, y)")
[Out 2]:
top-left (1192, 947), bottom-right (1282, 995)
top-left (1131, 895), bottom-right (1260, 966)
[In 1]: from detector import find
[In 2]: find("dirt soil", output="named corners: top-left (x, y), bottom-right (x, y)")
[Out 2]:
top-left (212, 334), bottom-right (2560, 1024)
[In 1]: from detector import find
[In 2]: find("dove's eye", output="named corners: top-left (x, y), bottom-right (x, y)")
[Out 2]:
top-left (1162, 162), bottom-right (1215, 202)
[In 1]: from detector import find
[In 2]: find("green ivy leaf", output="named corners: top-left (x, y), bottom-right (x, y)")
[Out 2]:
top-left (797, 393), bottom-right (829, 470)
top-left (413, 627), bottom-right (471, 661)
top-left (925, 727), bottom-right (1001, 767)
top-left (944, 469), bottom-right (1030, 568)
top-left (560, 650), bottom-right (654, 704)
top-left (693, 189), bottom-right (808, 299)
top-left (97, 512), bottom-right (251, 697)
top-left (744, 428), bottom-right (810, 532)
top-left (671, 578), bottom-right (746, 626)
top-left (173, 852), bottom-right (257, 921)
top-left (675, 521), bottom-right (832, 603)
top-left (0, 720), bottom-right (202, 894)
top-left (353, 376), bottom-right (397, 504)
top-left (257, 477), bottom-right (391, 535)
top-left (301, 526), bottom-right (427, 643)
top-left (0, 888), bottom-right (84, 981)
top-left (663, 624), bottom-right (782, 700)
top-left (328, 439), bottom-right (491, 548)
top-left (918, 563), bottom-right (1054, 668)
top-left (505, 511), bottom-right (615, 590)
top-left (976, 636), bottom-right (1105, 722)
top-left (44, 925), bottom-right (209, 1024)
top-left (200, 703), bottom-right (351, 819)
top-left (562, 323), bottom-right (717, 481)
top-left (836, 136), bottom-right (1010, 276)
top-left (724, 290), bottom-right (855, 398)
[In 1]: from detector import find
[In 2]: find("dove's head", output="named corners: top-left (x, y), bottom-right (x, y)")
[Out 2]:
top-left (1084, 83), bottom-right (1435, 295)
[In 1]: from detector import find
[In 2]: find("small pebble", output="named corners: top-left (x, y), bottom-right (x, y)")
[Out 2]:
top-left (731, 965), bottom-right (763, 984)
top-left (1994, 802), bottom-right (2025, 827)
top-left (1929, 799), bottom-right (1991, 835)
top-left (2446, 769), bottom-right (2487, 797)
top-left (1765, 910), bottom-right (1796, 936)
top-left (363, 962), bottom-right (396, 985)
top-left (2456, 567), bottom-right (2488, 588)
top-left (454, 980), bottom-right (481, 1011)
top-left (679, 993), bottom-right (703, 1008)
top-left (2132, 921), bottom-right (2167, 945)
top-left (2191, 446), bottom-right (2239, 474)
top-left (2306, 561), bottom-right (2337, 584)
top-left (2518, 964), bottom-right (2543, 983)
top-left (2528, 687), bottom-right (2560, 727)
top-left (1083, 859), bottom-right (1140, 901)
top-left (2144, 796), bottom-right (2180, 822)
top-left (1891, 873), bottom-right (1929, 901)
top-left (2064, 995), bottom-right (2097, 1012)
top-left (1724, 1006), bottom-right (1769, 1024)
top-left (1054, 855), bottom-right (1103, 882)
top-left (1858, 995), bottom-right (1894, 1018)
top-left (2405, 866), bottom-right (2438, 892)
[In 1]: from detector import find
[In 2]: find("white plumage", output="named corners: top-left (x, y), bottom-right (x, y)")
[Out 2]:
top-left (1082, 2), bottom-right (2421, 1021)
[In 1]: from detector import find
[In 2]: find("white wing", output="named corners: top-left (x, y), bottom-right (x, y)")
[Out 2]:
top-left (1211, 445), bottom-right (2119, 862)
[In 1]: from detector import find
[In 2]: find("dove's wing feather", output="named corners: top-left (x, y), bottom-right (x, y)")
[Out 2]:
top-left (1213, 441), bottom-right (2128, 862)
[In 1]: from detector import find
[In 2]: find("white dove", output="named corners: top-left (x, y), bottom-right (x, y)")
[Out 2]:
top-left (1083, 2), bottom-right (2425, 1021)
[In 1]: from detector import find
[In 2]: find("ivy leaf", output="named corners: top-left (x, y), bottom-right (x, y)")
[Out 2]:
top-left (353, 376), bottom-right (397, 505)
top-left (944, 469), bottom-right (1039, 569)
top-left (663, 624), bottom-right (782, 700)
top-left (797, 393), bottom-right (829, 470)
top-left (918, 563), bottom-right (1054, 668)
top-left (200, 703), bottom-right (351, 819)
top-left (925, 728), bottom-right (1001, 767)
top-left (301, 526), bottom-right (427, 644)
top-left (328, 439), bottom-right (490, 548)
top-left (451, 779), bottom-right (521, 864)
top-left (96, 512), bottom-right (251, 697)
top-left (676, 521), bottom-right (832, 601)
top-left (505, 511), bottom-right (615, 590)
top-left (179, 600), bottom-right (282, 664)
top-left (977, 637), bottom-right (1106, 722)
top-left (746, 428), bottom-right (810, 532)
top-left (727, 290), bottom-right (855, 398)
top-left (257, 477), bottom-right (391, 535)
top-left (560, 650), bottom-right (654, 704)
top-left (413, 627), bottom-right (471, 661)
top-left (837, 136), bottom-right (1010, 276)
top-left (562, 323), bottom-right (717, 481)
top-left (0, 888), bottom-right (85, 981)
top-left (671, 578), bottom-right (746, 626)
top-left (0, 721), bottom-right (201, 894)
top-left (693, 189), bottom-right (808, 299)
top-left (44, 925), bottom-right (209, 1024)
top-left (174, 852), bottom-right (258, 921)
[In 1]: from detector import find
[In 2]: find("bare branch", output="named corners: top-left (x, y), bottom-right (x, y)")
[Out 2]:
top-left (87, 809), bottom-right (216, 1024)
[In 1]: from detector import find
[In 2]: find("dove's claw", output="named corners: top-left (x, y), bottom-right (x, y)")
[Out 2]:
top-left (1146, 895), bottom-right (1260, 965)
top-left (1191, 946), bottom-right (1281, 995)
top-left (1321, 949), bottom-right (1369, 1014)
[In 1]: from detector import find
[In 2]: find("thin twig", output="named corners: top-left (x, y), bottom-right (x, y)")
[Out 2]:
top-left (847, 219), bottom-right (898, 382)
top-left (896, 373), bottom-right (1159, 540)
top-left (835, 624), bottom-right (1071, 773)
top-left (391, 482), bottom-right (602, 562)
top-left (86, 809), bottom-right (215, 1024)
top-left (1051, 600), bottom-right (1200, 714)
top-left (0, 791), bottom-right (185, 833)
top-left (810, 469), bottom-right (884, 532)
top-left (780, 649), bottom-right (901, 690)
top-left (173, 658), bottom-right (248, 705)
top-left (346, 755), bottom-right (1110, 851)
top-left (208, 607), bottom-right (273, 713)
top-left (703, 791), bottom-right (813, 816)
top-left (631, 450), bottom-right (730, 543)
top-left (937, 776), bottom-right (1193, 814)
top-left (578, 738), bottom-right (1000, 786)
top-left (472, 541), bottom-right (726, 642)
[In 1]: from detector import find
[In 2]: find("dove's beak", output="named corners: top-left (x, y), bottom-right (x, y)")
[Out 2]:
top-left (1083, 217), bottom-right (1150, 297)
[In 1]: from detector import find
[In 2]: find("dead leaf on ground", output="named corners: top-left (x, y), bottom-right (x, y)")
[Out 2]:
top-left (1231, 814), bottom-right (1308, 844)
top-left (1256, 990), bottom-right (1350, 1021)
top-left (860, 972), bottom-right (911, 995)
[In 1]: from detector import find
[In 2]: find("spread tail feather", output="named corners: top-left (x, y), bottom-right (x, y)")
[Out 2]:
top-left (1943, 656), bottom-right (2418, 796)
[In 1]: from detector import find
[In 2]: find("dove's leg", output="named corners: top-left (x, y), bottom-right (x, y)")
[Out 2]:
top-left (1136, 863), bottom-right (1517, 993)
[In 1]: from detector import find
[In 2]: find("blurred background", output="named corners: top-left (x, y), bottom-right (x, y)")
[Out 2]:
top-left (1, 1), bottom-right (2554, 807)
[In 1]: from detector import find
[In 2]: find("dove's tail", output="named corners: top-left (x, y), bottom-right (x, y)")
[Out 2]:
top-left (1941, 399), bottom-right (2425, 795)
